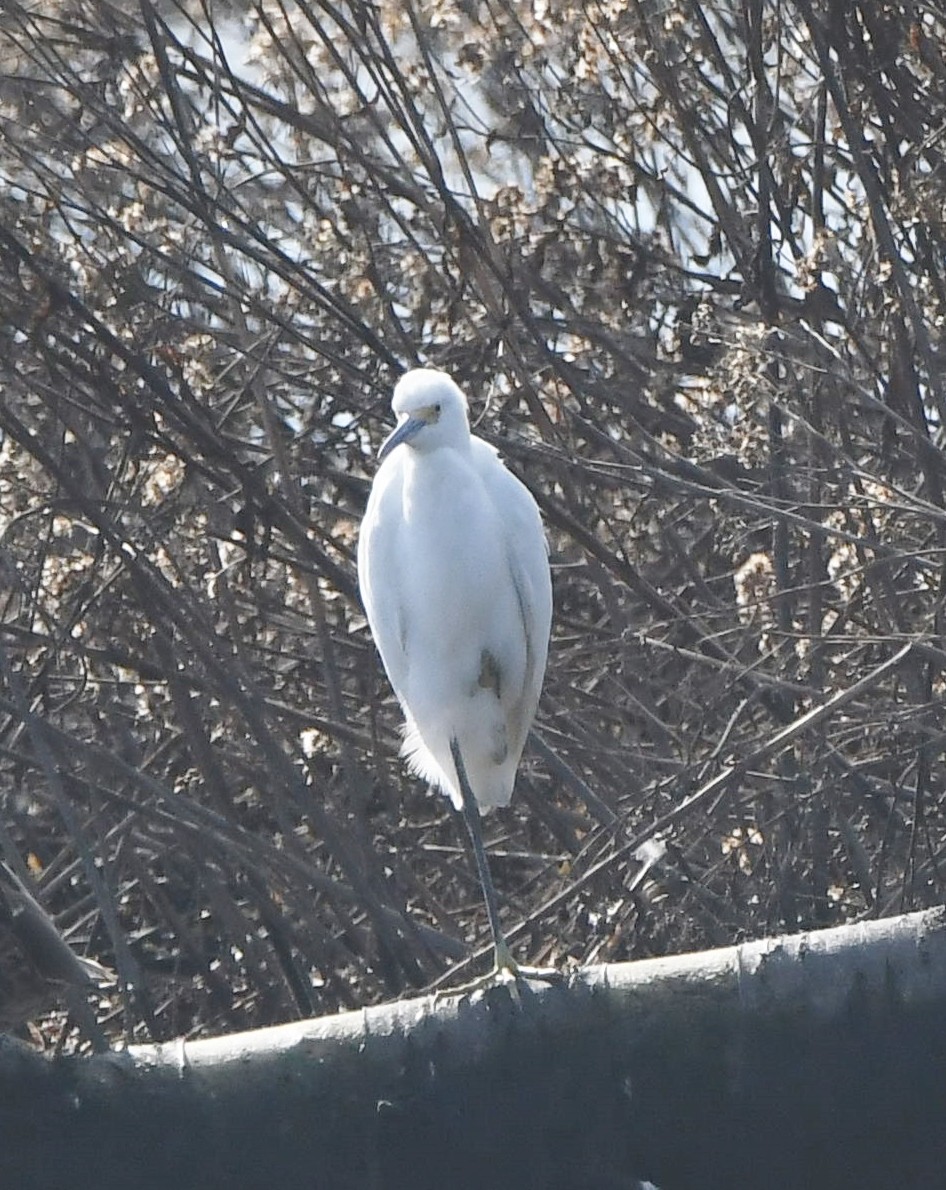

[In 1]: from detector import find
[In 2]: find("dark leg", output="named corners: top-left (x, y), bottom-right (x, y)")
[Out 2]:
top-left (450, 737), bottom-right (517, 974)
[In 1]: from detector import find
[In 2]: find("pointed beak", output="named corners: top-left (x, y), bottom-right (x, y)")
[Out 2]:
top-left (379, 415), bottom-right (425, 461)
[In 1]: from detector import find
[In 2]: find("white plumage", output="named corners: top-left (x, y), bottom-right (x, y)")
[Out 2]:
top-left (358, 368), bottom-right (552, 813)
top-left (358, 367), bottom-right (553, 978)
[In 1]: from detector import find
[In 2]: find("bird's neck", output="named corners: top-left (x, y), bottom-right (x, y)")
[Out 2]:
top-left (401, 441), bottom-right (473, 516)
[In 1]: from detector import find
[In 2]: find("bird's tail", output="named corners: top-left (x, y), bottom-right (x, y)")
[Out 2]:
top-left (400, 716), bottom-right (516, 812)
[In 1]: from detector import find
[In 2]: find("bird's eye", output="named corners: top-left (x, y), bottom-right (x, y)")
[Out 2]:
top-left (433, 403), bottom-right (442, 415)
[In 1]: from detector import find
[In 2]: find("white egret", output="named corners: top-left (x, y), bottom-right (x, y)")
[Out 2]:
top-left (358, 368), bottom-right (552, 980)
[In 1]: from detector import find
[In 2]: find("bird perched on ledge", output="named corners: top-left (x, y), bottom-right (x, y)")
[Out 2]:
top-left (358, 368), bottom-right (552, 981)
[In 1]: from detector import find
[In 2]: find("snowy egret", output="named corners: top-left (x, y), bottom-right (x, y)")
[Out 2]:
top-left (358, 368), bottom-right (552, 980)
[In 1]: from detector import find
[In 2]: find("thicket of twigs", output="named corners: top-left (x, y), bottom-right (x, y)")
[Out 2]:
top-left (1, 0), bottom-right (945, 1045)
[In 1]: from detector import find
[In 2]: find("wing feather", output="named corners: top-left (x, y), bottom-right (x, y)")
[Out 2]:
top-left (472, 439), bottom-right (552, 748)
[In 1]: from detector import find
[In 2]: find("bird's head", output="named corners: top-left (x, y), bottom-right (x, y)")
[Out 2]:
top-left (379, 369), bottom-right (470, 460)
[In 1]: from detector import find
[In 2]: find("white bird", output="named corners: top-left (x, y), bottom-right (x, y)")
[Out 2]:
top-left (358, 368), bottom-right (552, 979)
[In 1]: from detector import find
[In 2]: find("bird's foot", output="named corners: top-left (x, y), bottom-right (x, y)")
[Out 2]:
top-left (494, 938), bottom-right (563, 985)
top-left (435, 940), bottom-right (563, 1001)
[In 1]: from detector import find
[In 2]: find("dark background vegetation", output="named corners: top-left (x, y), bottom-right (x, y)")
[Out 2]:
top-left (1, 0), bottom-right (945, 1046)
